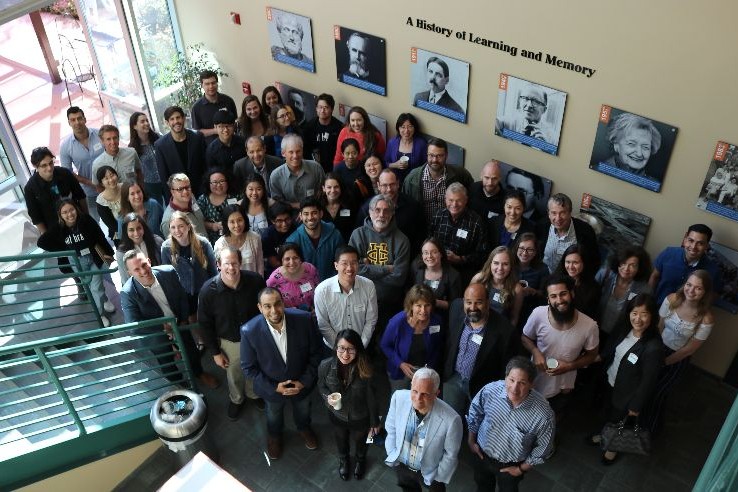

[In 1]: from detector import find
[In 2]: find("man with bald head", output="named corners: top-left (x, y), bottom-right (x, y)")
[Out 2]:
top-left (469, 160), bottom-right (506, 221)
top-left (442, 283), bottom-right (517, 417)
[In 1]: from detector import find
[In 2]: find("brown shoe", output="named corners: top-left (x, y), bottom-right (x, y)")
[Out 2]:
top-left (300, 429), bottom-right (319, 450)
top-left (197, 372), bottom-right (220, 389)
top-left (267, 436), bottom-right (282, 460)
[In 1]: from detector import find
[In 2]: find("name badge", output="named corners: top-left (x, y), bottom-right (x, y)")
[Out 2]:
top-left (471, 333), bottom-right (483, 345)
top-left (299, 282), bottom-right (312, 293)
top-left (627, 292), bottom-right (637, 301)
top-left (510, 232), bottom-right (517, 240)
top-left (456, 229), bottom-right (468, 239)
top-left (339, 209), bottom-right (351, 217)
top-left (429, 325), bottom-right (441, 334)
top-left (428, 279), bottom-right (439, 290)
top-left (492, 292), bottom-right (501, 303)
top-left (306, 189), bottom-right (315, 196)
top-left (227, 198), bottom-right (238, 205)
top-left (93, 143), bottom-right (102, 151)
top-left (80, 247), bottom-right (91, 256)
top-left (488, 211), bottom-right (498, 219)
top-left (627, 353), bottom-right (639, 364)
top-left (355, 304), bottom-right (365, 311)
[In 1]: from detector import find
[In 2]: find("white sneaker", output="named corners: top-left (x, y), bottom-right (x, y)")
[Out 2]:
top-left (103, 300), bottom-right (116, 313)
top-left (101, 315), bottom-right (111, 327)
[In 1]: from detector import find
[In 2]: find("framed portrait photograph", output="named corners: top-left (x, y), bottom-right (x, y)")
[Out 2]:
top-left (334, 26), bottom-right (387, 96)
top-left (337, 104), bottom-right (387, 142)
top-left (705, 242), bottom-right (738, 314)
top-left (579, 193), bottom-right (652, 265)
top-left (275, 82), bottom-right (317, 127)
top-left (266, 7), bottom-right (315, 73)
top-left (494, 74), bottom-right (567, 155)
top-left (495, 161), bottom-right (553, 223)
top-left (696, 141), bottom-right (738, 223)
top-left (410, 48), bottom-right (469, 124)
top-left (589, 105), bottom-right (678, 193)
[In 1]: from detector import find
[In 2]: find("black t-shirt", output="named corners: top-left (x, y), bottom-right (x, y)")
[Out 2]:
top-left (174, 138), bottom-right (189, 170)
top-left (302, 117), bottom-right (343, 173)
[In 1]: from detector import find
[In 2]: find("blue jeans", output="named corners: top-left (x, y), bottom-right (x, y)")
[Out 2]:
top-left (442, 372), bottom-right (471, 419)
top-left (265, 395), bottom-right (312, 437)
top-left (77, 254), bottom-right (107, 313)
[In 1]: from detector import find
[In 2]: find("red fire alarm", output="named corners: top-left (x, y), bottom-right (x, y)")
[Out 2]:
top-left (230, 12), bottom-right (241, 25)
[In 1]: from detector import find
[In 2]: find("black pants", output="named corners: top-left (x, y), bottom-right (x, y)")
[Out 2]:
top-left (333, 425), bottom-right (369, 460)
top-left (472, 454), bottom-right (523, 492)
top-left (395, 464), bottom-right (446, 491)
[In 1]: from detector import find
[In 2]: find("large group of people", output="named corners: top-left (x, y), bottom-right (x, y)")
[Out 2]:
top-left (25, 70), bottom-right (724, 491)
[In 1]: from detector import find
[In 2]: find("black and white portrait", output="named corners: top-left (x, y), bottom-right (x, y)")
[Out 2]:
top-left (334, 26), bottom-right (386, 96)
top-left (410, 48), bottom-right (469, 123)
top-left (267, 7), bottom-right (315, 73)
top-left (705, 242), bottom-right (738, 314)
top-left (494, 74), bottom-right (566, 155)
top-left (275, 83), bottom-right (316, 127)
top-left (589, 105), bottom-right (678, 193)
top-left (496, 161), bottom-right (553, 223)
top-left (696, 141), bottom-right (738, 224)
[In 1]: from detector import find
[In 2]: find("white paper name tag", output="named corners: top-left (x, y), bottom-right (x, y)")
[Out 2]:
top-left (227, 198), bottom-right (238, 205)
top-left (80, 247), bottom-right (91, 256)
top-left (93, 143), bottom-right (102, 151)
top-left (628, 292), bottom-right (637, 300)
top-left (456, 229), bottom-right (468, 239)
top-left (306, 189), bottom-right (314, 196)
top-left (492, 292), bottom-right (501, 303)
top-left (472, 333), bottom-right (483, 345)
top-left (627, 353), bottom-right (639, 364)
top-left (299, 282), bottom-right (312, 293)
top-left (429, 325), bottom-right (441, 334)
top-left (339, 209), bottom-right (351, 217)
top-left (488, 211), bottom-right (498, 219)
top-left (428, 279), bottom-right (439, 290)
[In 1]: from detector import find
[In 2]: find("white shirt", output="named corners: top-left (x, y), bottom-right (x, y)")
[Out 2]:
top-left (607, 331), bottom-right (639, 386)
top-left (314, 274), bottom-right (378, 348)
top-left (139, 276), bottom-right (175, 319)
top-left (267, 318), bottom-right (288, 364)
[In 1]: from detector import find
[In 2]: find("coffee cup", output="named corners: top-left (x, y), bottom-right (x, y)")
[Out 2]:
top-left (328, 392), bottom-right (342, 410)
top-left (546, 358), bottom-right (559, 370)
top-left (519, 280), bottom-right (529, 288)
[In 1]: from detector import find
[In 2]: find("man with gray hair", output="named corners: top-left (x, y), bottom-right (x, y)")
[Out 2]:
top-left (385, 367), bottom-right (463, 491)
top-left (467, 356), bottom-right (555, 491)
top-left (535, 192), bottom-right (600, 274)
top-left (430, 182), bottom-right (487, 284)
top-left (349, 194), bottom-right (410, 320)
top-left (269, 134), bottom-right (325, 211)
top-left (160, 173), bottom-right (206, 237)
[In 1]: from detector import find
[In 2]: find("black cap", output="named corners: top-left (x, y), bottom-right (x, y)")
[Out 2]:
top-left (212, 109), bottom-right (235, 125)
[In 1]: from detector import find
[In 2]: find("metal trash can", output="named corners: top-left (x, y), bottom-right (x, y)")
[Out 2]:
top-left (150, 389), bottom-right (219, 466)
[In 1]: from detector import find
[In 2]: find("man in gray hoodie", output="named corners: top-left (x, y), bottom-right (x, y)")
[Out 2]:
top-left (349, 195), bottom-right (410, 325)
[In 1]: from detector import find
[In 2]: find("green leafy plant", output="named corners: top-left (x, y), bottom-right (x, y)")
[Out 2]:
top-left (154, 43), bottom-right (228, 112)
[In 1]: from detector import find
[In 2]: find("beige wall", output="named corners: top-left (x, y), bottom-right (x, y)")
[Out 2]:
top-left (173, 0), bottom-right (738, 376)
top-left (17, 440), bottom-right (160, 492)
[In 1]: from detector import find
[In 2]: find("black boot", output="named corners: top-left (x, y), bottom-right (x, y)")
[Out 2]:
top-left (339, 457), bottom-right (350, 480)
top-left (354, 457), bottom-right (366, 480)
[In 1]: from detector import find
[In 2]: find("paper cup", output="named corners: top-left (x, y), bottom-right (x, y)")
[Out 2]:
top-left (546, 358), bottom-right (559, 369)
top-left (328, 392), bottom-right (342, 410)
top-left (519, 280), bottom-right (529, 288)
top-left (399, 155), bottom-right (409, 163)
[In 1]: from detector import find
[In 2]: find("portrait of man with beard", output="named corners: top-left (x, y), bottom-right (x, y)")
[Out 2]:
top-left (521, 275), bottom-right (599, 414)
top-left (335, 27), bottom-right (387, 95)
top-left (268, 9), bottom-right (315, 72)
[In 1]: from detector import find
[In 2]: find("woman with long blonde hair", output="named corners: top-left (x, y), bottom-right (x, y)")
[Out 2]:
top-left (471, 246), bottom-right (524, 326)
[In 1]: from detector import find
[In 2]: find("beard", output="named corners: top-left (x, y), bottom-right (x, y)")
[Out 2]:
top-left (549, 302), bottom-right (575, 323)
top-left (466, 309), bottom-right (483, 323)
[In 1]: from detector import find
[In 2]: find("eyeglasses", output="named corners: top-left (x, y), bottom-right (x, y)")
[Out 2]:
top-left (171, 185), bottom-right (191, 193)
top-left (336, 346), bottom-right (356, 355)
top-left (519, 95), bottom-right (546, 107)
top-left (427, 153), bottom-right (446, 160)
top-left (277, 112), bottom-right (293, 120)
top-left (273, 218), bottom-right (291, 224)
top-left (209, 180), bottom-right (227, 185)
top-left (517, 247), bottom-right (536, 254)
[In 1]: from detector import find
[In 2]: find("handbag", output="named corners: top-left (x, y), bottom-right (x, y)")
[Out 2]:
top-left (600, 416), bottom-right (651, 455)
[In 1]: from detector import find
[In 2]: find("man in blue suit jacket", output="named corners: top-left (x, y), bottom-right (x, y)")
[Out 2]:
top-left (241, 287), bottom-right (322, 460)
top-left (120, 250), bottom-right (217, 388)
top-left (155, 106), bottom-right (207, 196)
top-left (385, 368), bottom-right (463, 491)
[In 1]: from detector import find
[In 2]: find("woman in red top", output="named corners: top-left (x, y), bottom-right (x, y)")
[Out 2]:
top-left (333, 106), bottom-right (385, 165)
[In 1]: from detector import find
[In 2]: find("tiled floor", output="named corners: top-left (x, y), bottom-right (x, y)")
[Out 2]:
top-left (116, 357), bottom-right (735, 491)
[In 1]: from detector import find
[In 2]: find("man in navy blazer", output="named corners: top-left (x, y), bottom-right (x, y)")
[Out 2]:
top-left (155, 106), bottom-right (207, 196)
top-left (241, 287), bottom-right (322, 460)
top-left (120, 251), bottom-right (217, 387)
top-left (385, 368), bottom-right (463, 491)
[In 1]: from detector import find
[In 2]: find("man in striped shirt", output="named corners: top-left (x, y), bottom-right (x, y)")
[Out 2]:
top-left (467, 356), bottom-right (555, 492)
